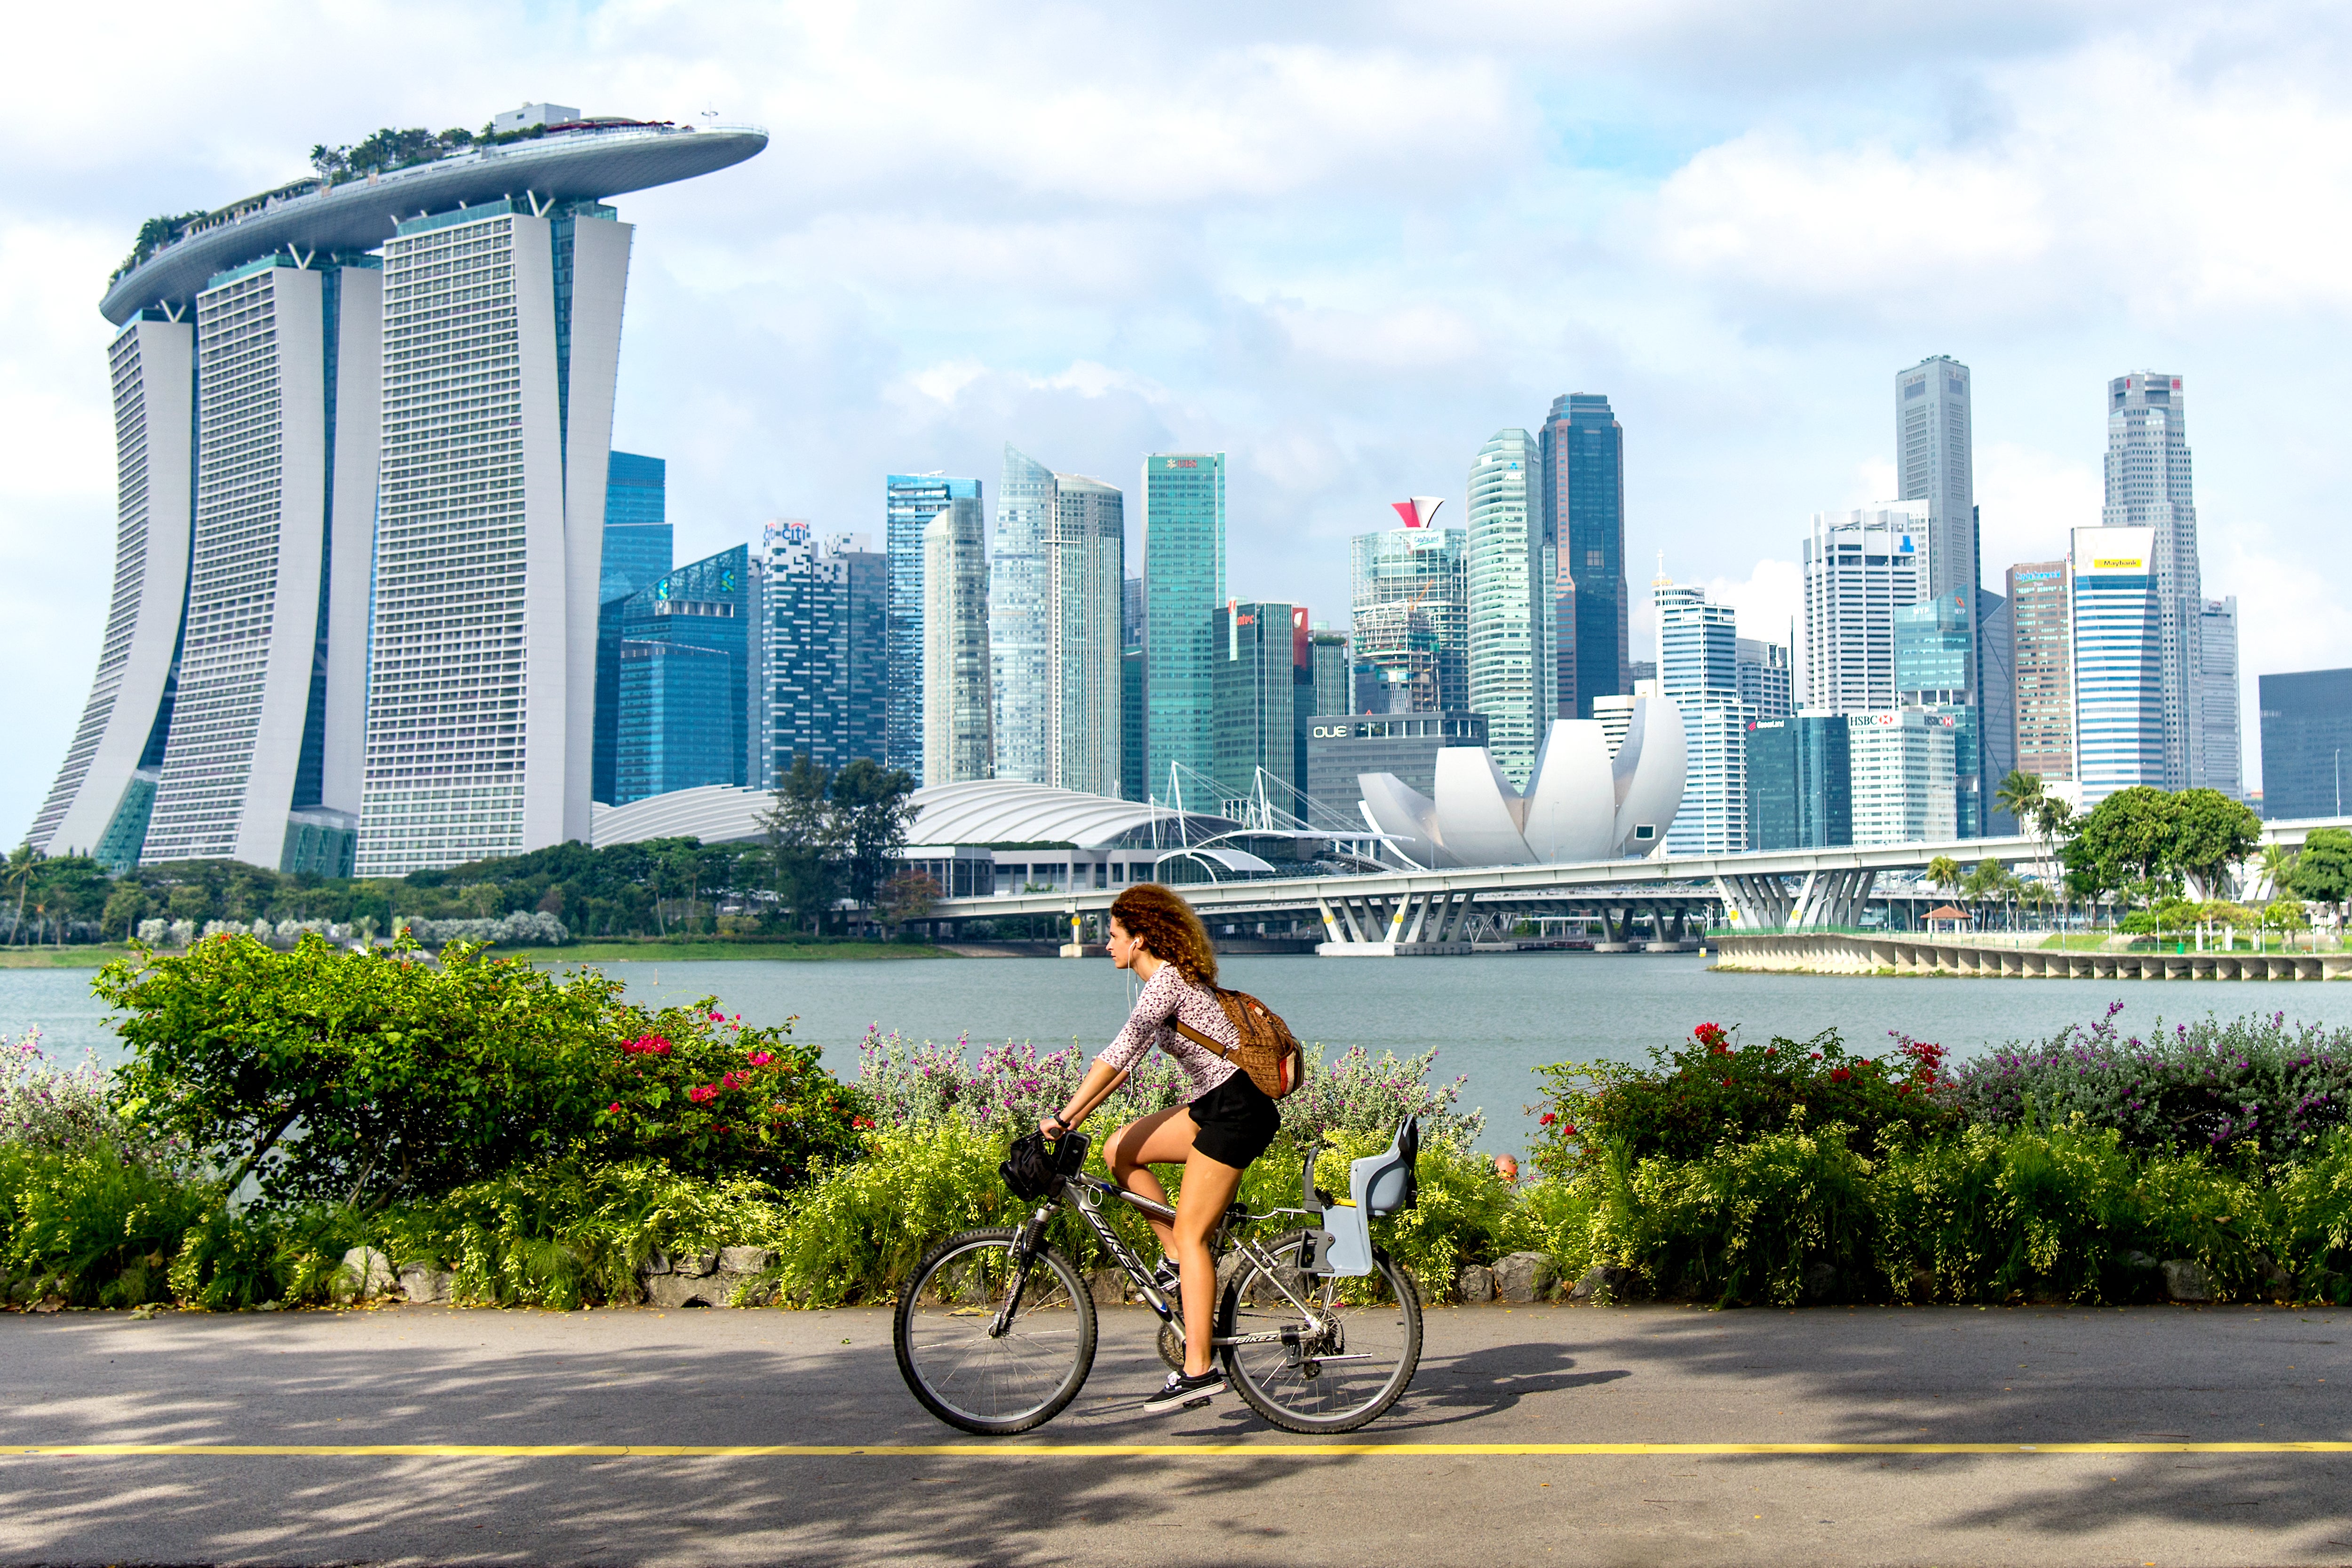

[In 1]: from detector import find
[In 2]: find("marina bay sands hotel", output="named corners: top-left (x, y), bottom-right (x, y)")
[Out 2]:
top-left (27, 107), bottom-right (765, 878)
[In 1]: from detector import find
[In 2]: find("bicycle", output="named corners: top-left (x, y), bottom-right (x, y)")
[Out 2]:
top-left (893, 1119), bottom-right (1423, 1435)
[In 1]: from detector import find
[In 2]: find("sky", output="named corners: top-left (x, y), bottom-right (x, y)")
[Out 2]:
top-left (5, 0), bottom-right (2350, 836)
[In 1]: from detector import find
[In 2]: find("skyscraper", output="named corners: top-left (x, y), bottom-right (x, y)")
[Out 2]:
top-left (1467, 429), bottom-right (1553, 786)
top-left (1898, 357), bottom-right (1976, 614)
top-left (2256, 668), bottom-right (2352, 819)
top-left (1349, 512), bottom-right (1466, 716)
top-left (2197, 597), bottom-right (2242, 799)
top-left (988, 446), bottom-right (1122, 794)
top-left (1976, 585), bottom-right (2016, 830)
top-left (1541, 393), bottom-right (1628, 718)
top-left (1142, 452), bottom-right (1225, 793)
top-left (1213, 600), bottom-right (1297, 801)
top-left (1800, 504), bottom-right (1930, 714)
top-left (885, 472), bottom-right (981, 779)
top-left (1896, 592), bottom-right (1981, 834)
top-left (119, 257), bottom-right (382, 876)
top-left (763, 522), bottom-right (885, 778)
top-left (921, 497), bottom-right (992, 787)
top-left (2104, 371), bottom-right (2202, 788)
top-left (612, 545), bottom-right (760, 805)
top-left (38, 113), bottom-right (765, 872)
top-left (2070, 525), bottom-right (2166, 804)
top-left (1848, 710), bottom-right (1957, 845)
top-left (2008, 560), bottom-right (2073, 784)
top-left (1746, 714), bottom-right (1852, 852)
top-left (33, 316), bottom-right (198, 867)
top-left (594, 451), bottom-right (670, 807)
top-left (1736, 637), bottom-right (1793, 723)
top-left (1657, 581), bottom-right (1748, 855)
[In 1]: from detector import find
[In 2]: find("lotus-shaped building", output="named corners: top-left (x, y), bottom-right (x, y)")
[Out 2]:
top-left (1356, 698), bottom-right (1685, 868)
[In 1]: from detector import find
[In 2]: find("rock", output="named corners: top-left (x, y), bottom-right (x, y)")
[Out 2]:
top-left (397, 1263), bottom-right (453, 1304)
top-left (717, 1247), bottom-right (775, 1274)
top-left (1457, 1265), bottom-right (1495, 1304)
top-left (1566, 1265), bottom-right (1632, 1304)
top-left (30, 1296), bottom-right (63, 1314)
top-left (1088, 1269), bottom-right (1127, 1305)
top-left (2162, 1259), bottom-right (2213, 1303)
top-left (644, 1251), bottom-right (674, 1276)
top-left (2121, 1250), bottom-right (2158, 1270)
top-left (2257, 1251), bottom-right (2296, 1300)
top-left (1492, 1251), bottom-right (1556, 1304)
top-left (1802, 1262), bottom-right (1842, 1302)
top-left (644, 1273), bottom-right (723, 1309)
top-left (1908, 1266), bottom-right (1938, 1302)
top-left (674, 1251), bottom-right (719, 1279)
top-left (336, 1247), bottom-right (395, 1302)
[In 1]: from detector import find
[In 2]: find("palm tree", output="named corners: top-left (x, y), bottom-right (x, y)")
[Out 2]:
top-left (2, 844), bottom-right (36, 947)
top-left (1995, 769), bottom-right (2046, 831)
top-left (2257, 843), bottom-right (2298, 904)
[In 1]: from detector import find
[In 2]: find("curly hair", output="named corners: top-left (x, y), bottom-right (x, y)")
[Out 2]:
top-left (1108, 883), bottom-right (1217, 986)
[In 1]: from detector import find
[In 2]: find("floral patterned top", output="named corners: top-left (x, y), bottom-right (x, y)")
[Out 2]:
top-left (1097, 964), bottom-right (1241, 1102)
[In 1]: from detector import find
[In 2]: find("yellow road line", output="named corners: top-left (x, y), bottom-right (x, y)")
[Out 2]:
top-left (8, 1441), bottom-right (2352, 1458)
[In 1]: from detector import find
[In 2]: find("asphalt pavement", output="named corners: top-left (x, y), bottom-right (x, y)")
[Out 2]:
top-left (2, 1297), bottom-right (2350, 1566)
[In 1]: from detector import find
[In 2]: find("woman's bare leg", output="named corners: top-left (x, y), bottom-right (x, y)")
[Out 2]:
top-left (1104, 1105), bottom-right (1192, 1256)
top-left (1117, 1109), bottom-right (1245, 1377)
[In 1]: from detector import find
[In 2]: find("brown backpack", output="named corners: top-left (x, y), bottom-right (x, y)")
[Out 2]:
top-left (1175, 987), bottom-right (1304, 1099)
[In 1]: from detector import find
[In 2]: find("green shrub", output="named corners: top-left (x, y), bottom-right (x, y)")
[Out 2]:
top-left (1532, 1022), bottom-right (1953, 1178)
top-left (771, 1122), bottom-right (1021, 1305)
top-left (97, 937), bottom-right (861, 1206)
top-left (2, 1144), bottom-right (220, 1306)
top-left (382, 1160), bottom-right (790, 1309)
top-left (2275, 1130), bottom-right (2352, 1303)
top-left (1591, 1119), bottom-right (1877, 1307)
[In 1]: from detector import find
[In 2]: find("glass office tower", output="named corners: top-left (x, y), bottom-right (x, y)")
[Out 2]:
top-left (2257, 668), bottom-right (2352, 819)
top-left (1142, 452), bottom-right (1226, 793)
top-left (1466, 428), bottom-right (1553, 787)
top-left (1747, 714), bottom-right (1852, 851)
top-left (988, 446), bottom-right (1122, 794)
top-left (1658, 582), bottom-right (1748, 855)
top-left (922, 497), bottom-right (993, 787)
top-left (2103, 372), bottom-right (2202, 788)
top-left (1350, 524), bottom-right (1467, 716)
top-left (2009, 560), bottom-right (2073, 783)
top-left (763, 522), bottom-right (885, 778)
top-left (594, 451), bottom-right (670, 806)
top-left (886, 472), bottom-right (981, 779)
top-left (2198, 597), bottom-right (2243, 799)
top-left (1212, 601), bottom-right (1297, 802)
top-left (1540, 393), bottom-right (1628, 719)
top-left (2070, 526), bottom-right (2166, 804)
top-left (612, 545), bottom-right (759, 804)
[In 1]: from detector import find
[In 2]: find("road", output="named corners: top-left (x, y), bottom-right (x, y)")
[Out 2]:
top-left (2, 1298), bottom-right (2349, 1566)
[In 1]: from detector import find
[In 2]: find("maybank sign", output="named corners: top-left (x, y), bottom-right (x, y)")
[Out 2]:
top-left (2092, 557), bottom-right (2146, 570)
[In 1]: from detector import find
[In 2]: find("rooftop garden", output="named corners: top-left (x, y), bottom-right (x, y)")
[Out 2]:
top-left (111, 116), bottom-right (657, 285)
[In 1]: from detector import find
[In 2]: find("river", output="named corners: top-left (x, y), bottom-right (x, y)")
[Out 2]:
top-left (17, 952), bottom-right (2352, 1150)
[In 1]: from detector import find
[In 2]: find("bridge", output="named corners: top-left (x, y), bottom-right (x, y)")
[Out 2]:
top-left (923, 817), bottom-right (2352, 956)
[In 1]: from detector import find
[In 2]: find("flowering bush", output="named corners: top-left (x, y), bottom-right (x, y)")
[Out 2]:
top-left (1529, 1020), bottom-right (1955, 1178)
top-left (0, 1027), bottom-right (117, 1154)
top-left (1939, 1002), bottom-right (2352, 1160)
top-left (855, 1027), bottom-right (1478, 1146)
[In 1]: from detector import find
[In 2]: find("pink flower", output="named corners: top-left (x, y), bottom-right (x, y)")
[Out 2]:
top-left (749, 1051), bottom-right (773, 1067)
top-left (607, 1102), bottom-right (623, 1114)
top-left (711, 1012), bottom-right (725, 1023)
top-left (689, 1084), bottom-right (719, 1104)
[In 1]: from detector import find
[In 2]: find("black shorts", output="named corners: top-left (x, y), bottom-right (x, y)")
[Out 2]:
top-left (1187, 1070), bottom-right (1280, 1169)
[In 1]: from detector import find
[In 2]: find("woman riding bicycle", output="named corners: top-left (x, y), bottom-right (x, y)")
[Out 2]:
top-left (1039, 883), bottom-right (1280, 1415)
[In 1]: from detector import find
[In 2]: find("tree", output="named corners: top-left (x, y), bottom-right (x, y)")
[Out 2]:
top-left (1925, 856), bottom-right (1962, 903)
top-left (877, 870), bottom-right (941, 933)
top-left (2258, 844), bottom-right (2300, 903)
top-left (3, 844), bottom-right (36, 946)
top-left (2291, 828), bottom-right (2352, 933)
top-left (2170, 788), bottom-right (2262, 901)
top-left (2062, 786), bottom-right (2178, 920)
top-left (1994, 770), bottom-right (2046, 830)
top-left (830, 758), bottom-right (921, 912)
top-left (760, 755), bottom-right (839, 934)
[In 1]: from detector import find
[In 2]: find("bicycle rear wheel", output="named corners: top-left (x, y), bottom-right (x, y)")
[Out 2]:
top-left (894, 1226), bottom-right (1097, 1435)
top-left (1217, 1236), bottom-right (1421, 1433)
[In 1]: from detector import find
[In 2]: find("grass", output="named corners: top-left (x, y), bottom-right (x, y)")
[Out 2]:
top-left (0, 944), bottom-right (134, 969)
top-left (493, 939), bottom-right (951, 963)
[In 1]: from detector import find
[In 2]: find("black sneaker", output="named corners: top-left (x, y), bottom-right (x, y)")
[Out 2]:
top-left (1142, 1368), bottom-right (1225, 1415)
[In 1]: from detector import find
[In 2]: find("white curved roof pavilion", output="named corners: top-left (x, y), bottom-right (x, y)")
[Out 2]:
top-left (590, 780), bottom-right (1244, 851)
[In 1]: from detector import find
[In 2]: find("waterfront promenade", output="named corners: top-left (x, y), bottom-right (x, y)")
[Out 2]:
top-left (3, 1300), bottom-right (2348, 1565)
top-left (1715, 930), bottom-right (2352, 981)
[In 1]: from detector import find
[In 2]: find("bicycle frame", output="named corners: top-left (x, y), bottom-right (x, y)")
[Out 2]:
top-left (993, 1173), bottom-right (1333, 1349)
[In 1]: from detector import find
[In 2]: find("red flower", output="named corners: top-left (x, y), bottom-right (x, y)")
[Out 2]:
top-left (1540, 1112), bottom-right (1557, 1126)
top-left (1561, 1124), bottom-right (1577, 1137)
top-left (748, 1051), bottom-right (773, 1067)
top-left (1694, 1022), bottom-right (1730, 1054)
top-left (688, 1083), bottom-right (718, 1104)
top-left (621, 1035), bottom-right (673, 1056)
top-left (851, 1115), bottom-right (875, 1130)
top-left (1829, 1067), bottom-right (1852, 1083)
top-left (606, 1102), bottom-right (622, 1114)
top-left (710, 1012), bottom-right (724, 1023)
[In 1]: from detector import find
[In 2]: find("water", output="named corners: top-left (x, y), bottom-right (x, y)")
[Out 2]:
top-left (21, 952), bottom-right (2352, 1150)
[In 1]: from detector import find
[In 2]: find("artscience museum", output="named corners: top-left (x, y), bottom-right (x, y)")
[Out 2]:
top-left (1354, 697), bottom-right (1685, 868)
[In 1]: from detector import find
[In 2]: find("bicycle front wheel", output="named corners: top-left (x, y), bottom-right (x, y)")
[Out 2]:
top-left (894, 1226), bottom-right (1097, 1435)
top-left (1218, 1236), bottom-right (1422, 1434)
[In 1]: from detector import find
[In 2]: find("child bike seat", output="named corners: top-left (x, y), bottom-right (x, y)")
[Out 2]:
top-left (1311, 1117), bottom-right (1421, 1278)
